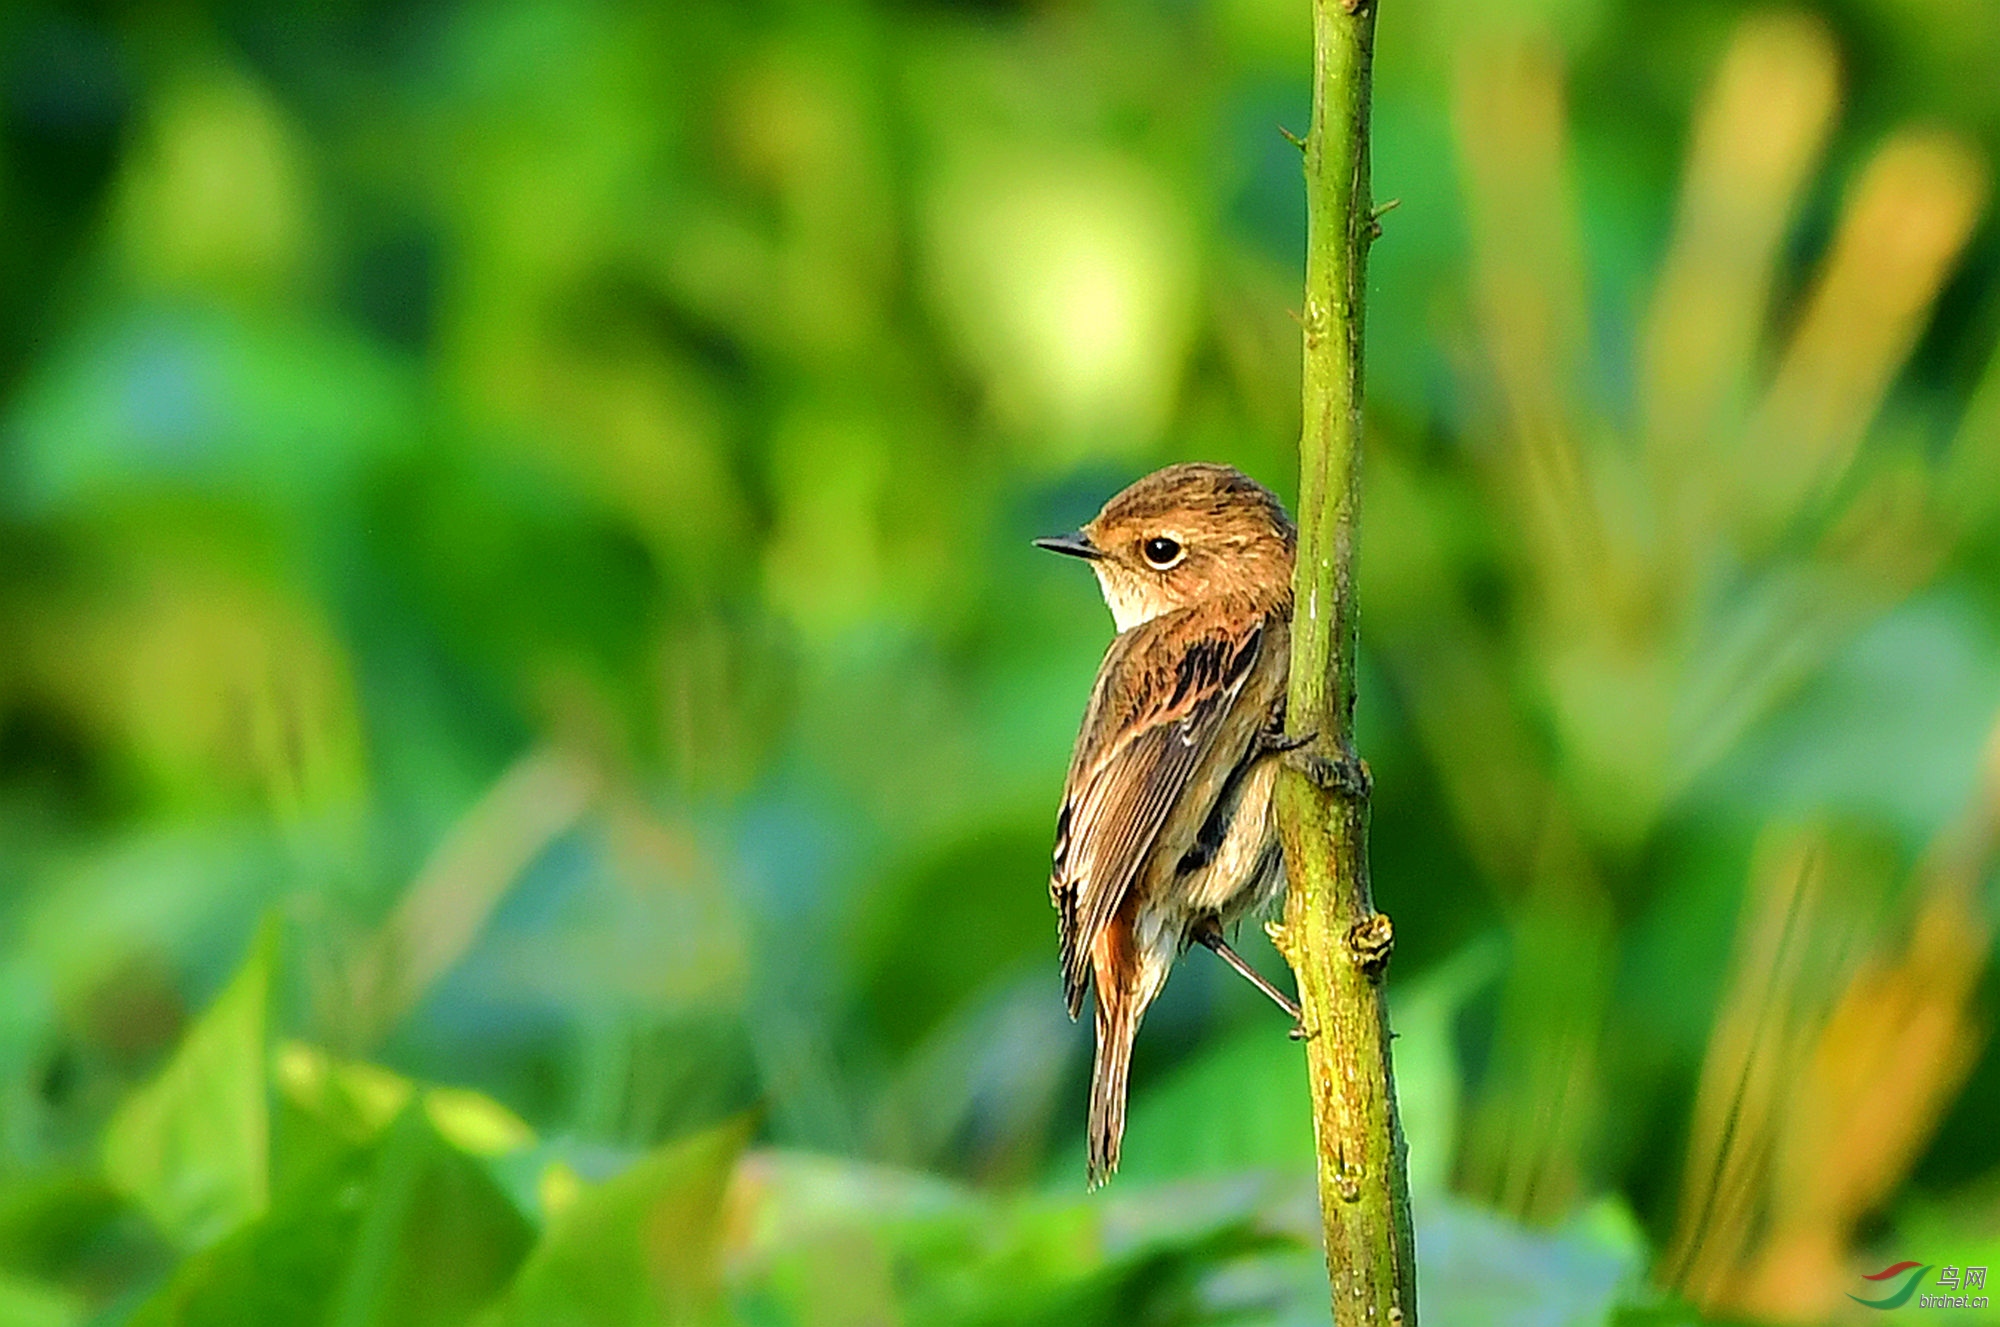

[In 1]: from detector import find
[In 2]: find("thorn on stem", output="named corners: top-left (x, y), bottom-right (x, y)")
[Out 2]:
top-left (1278, 124), bottom-right (1307, 152)
top-left (1364, 197), bottom-right (1401, 243)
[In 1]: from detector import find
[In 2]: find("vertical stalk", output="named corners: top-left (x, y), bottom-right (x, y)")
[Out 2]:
top-left (1267, 0), bottom-right (1417, 1322)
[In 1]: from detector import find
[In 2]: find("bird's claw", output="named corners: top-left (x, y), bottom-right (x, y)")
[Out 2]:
top-left (1284, 746), bottom-right (1372, 800)
top-left (1262, 727), bottom-right (1317, 755)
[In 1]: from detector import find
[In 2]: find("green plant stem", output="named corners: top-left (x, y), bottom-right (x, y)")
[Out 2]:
top-left (1269, 1), bottom-right (1418, 1323)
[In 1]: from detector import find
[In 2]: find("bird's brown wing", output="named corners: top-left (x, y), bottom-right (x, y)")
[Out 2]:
top-left (1052, 603), bottom-right (1272, 1018)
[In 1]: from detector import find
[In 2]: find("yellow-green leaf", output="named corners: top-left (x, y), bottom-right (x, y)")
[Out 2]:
top-left (483, 1119), bottom-right (749, 1327)
top-left (0, 1272), bottom-right (84, 1327)
top-left (101, 923), bottom-right (274, 1250)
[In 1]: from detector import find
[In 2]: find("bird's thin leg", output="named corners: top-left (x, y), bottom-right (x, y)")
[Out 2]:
top-left (1194, 921), bottom-right (1302, 1026)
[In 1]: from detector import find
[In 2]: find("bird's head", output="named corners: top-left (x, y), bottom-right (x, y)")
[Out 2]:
top-left (1036, 463), bottom-right (1296, 631)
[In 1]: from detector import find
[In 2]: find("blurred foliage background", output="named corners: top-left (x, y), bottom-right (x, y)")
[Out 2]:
top-left (1, 0), bottom-right (1998, 1323)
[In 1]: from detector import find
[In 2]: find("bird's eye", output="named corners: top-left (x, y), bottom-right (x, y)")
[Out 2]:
top-left (1141, 536), bottom-right (1184, 569)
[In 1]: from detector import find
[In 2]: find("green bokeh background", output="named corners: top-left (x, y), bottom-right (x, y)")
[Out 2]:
top-left (2, 1), bottom-right (1998, 1323)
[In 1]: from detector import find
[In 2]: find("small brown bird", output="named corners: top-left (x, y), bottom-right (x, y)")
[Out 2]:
top-left (1037, 462), bottom-right (1302, 1186)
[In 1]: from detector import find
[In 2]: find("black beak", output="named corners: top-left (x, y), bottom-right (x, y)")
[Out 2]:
top-left (1033, 530), bottom-right (1105, 561)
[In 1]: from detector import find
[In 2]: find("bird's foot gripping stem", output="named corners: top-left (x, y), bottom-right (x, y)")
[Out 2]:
top-left (1284, 743), bottom-right (1372, 801)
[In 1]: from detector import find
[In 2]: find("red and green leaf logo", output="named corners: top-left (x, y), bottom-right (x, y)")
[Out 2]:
top-left (1850, 1262), bottom-right (1932, 1310)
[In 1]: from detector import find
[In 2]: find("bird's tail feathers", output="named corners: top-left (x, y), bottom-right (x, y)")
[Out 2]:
top-left (1087, 991), bottom-right (1141, 1188)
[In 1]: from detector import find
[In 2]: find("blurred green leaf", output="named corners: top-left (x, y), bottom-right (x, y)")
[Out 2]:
top-left (480, 1119), bottom-right (748, 1327)
top-left (273, 1042), bottom-right (413, 1149)
top-left (1416, 1195), bottom-right (1647, 1327)
top-left (0, 1172), bottom-right (130, 1286)
top-left (0, 1272), bottom-right (83, 1327)
top-left (128, 1105), bottom-right (533, 1327)
top-left (731, 1151), bottom-right (1292, 1327)
top-left (423, 1087), bottom-right (537, 1159)
top-left (921, 143), bottom-right (1196, 462)
top-left (101, 922), bottom-right (274, 1252)
top-left (5, 306), bottom-right (411, 515)
top-left (1392, 940), bottom-right (1504, 1198)
top-left (274, 1040), bottom-right (537, 1162)
top-left (848, 825), bottom-right (1054, 1056)
top-left (124, 1147), bottom-right (364, 1327)
top-left (1116, 1024), bottom-right (1311, 1184)
top-left (1605, 1307), bottom-right (1700, 1326)
top-left (324, 1109), bottom-right (538, 1327)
